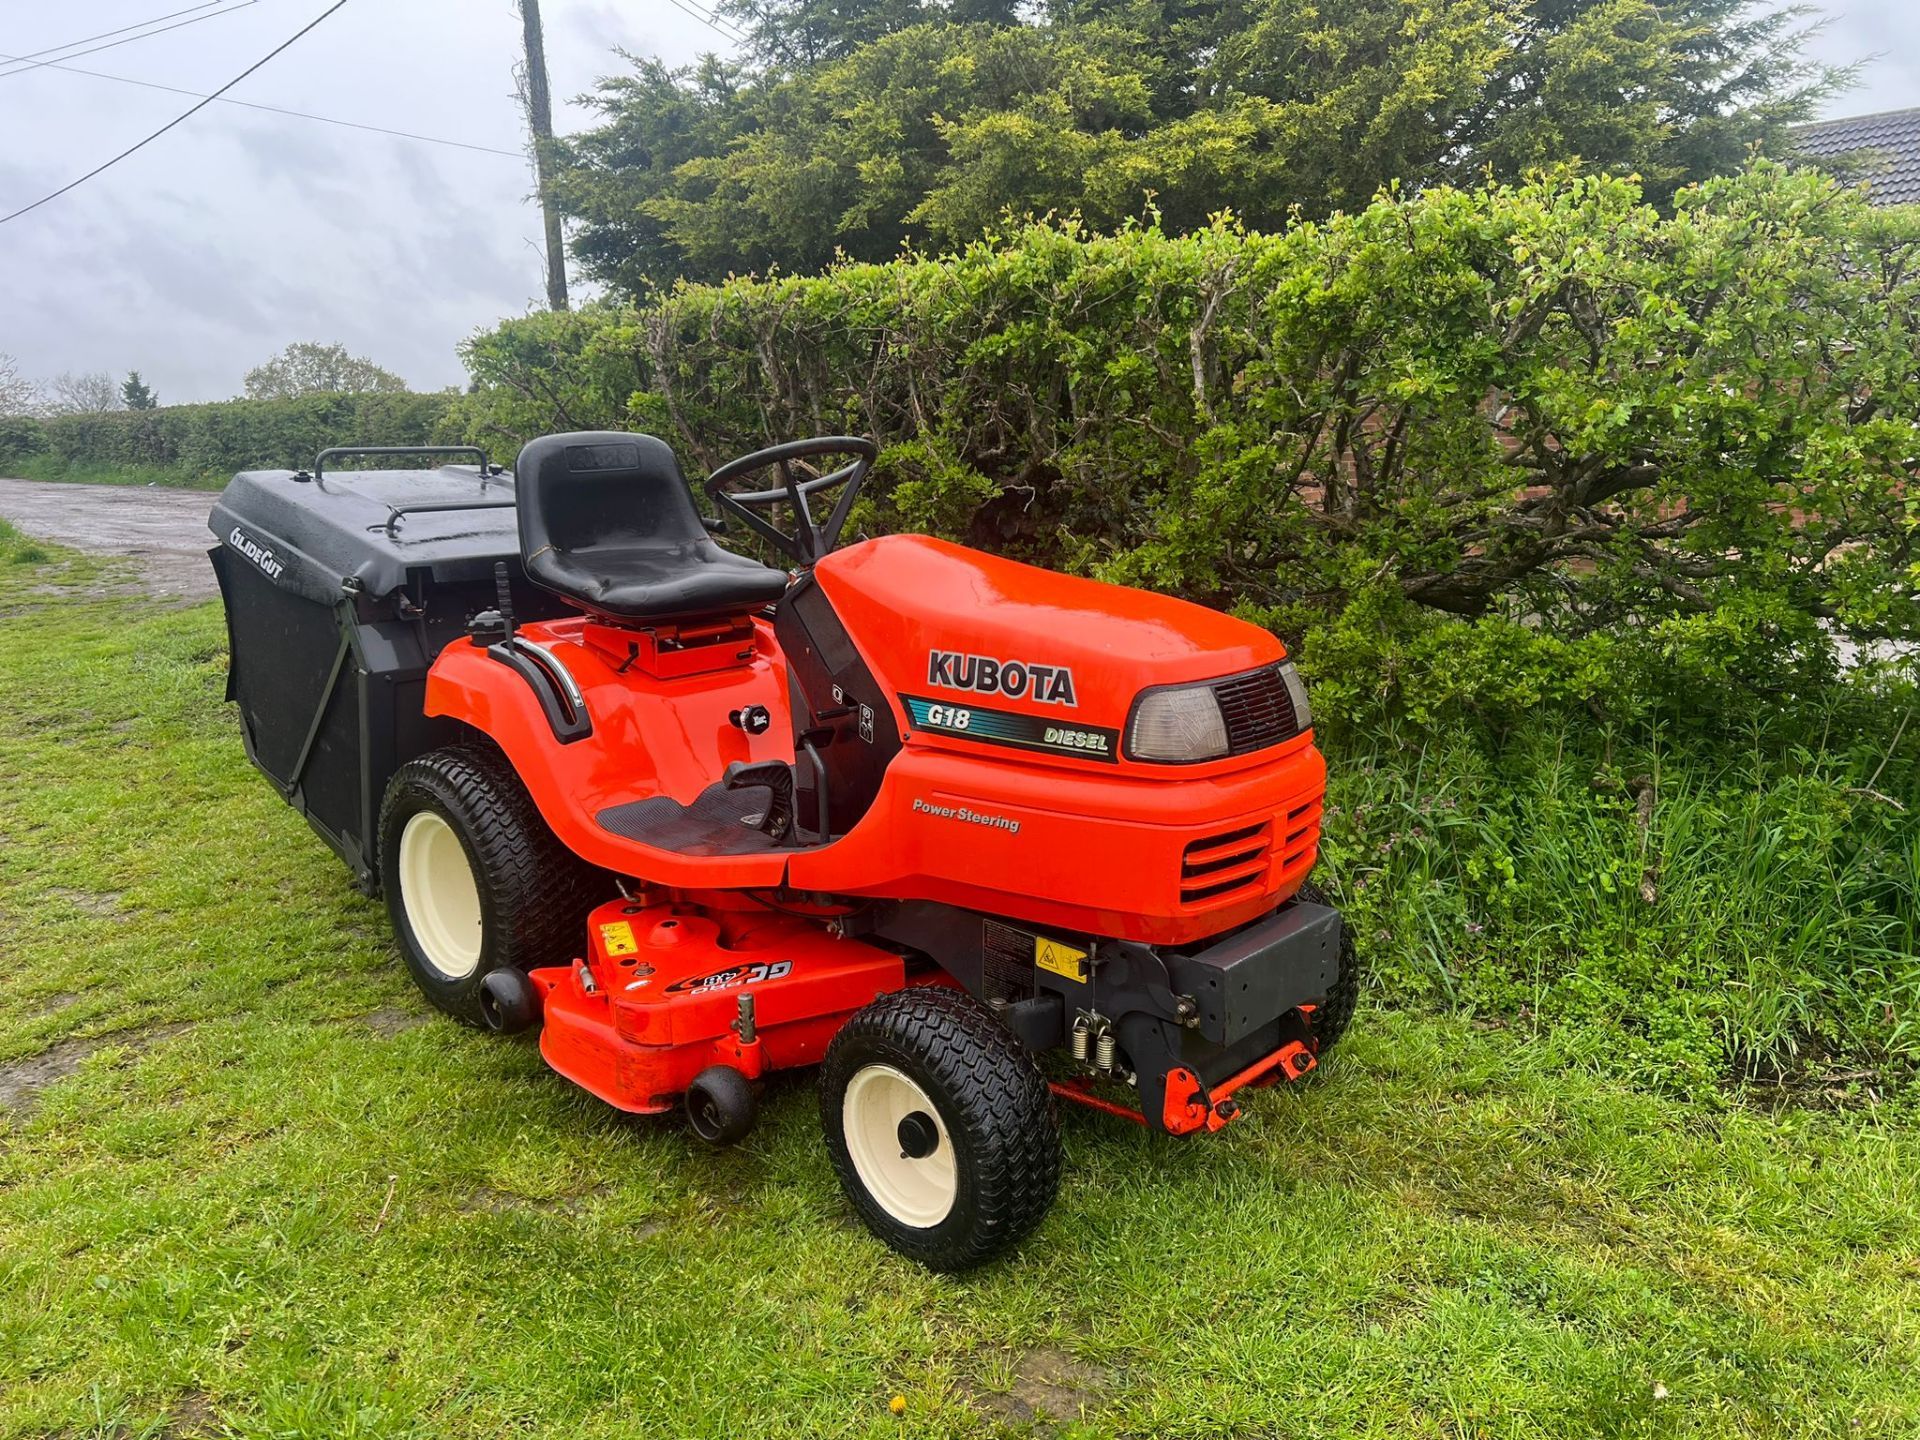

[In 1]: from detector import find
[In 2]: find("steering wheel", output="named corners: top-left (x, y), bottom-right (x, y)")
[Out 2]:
top-left (705, 436), bottom-right (878, 566)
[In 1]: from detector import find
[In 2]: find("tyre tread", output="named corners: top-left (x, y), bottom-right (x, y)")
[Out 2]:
top-left (1298, 878), bottom-right (1362, 1053)
top-left (821, 986), bottom-right (1061, 1271)
top-left (378, 742), bottom-right (610, 1023)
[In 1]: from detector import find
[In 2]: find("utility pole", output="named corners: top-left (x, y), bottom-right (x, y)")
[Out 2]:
top-left (519, 0), bottom-right (569, 312)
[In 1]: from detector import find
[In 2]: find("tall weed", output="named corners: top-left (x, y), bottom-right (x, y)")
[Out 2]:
top-left (1318, 704), bottom-right (1920, 1095)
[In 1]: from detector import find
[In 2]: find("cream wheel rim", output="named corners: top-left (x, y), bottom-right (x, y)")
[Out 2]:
top-left (842, 1063), bottom-right (957, 1228)
top-left (398, 810), bottom-right (483, 979)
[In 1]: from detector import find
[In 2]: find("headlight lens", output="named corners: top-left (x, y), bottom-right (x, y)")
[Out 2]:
top-left (1126, 683), bottom-right (1230, 763)
top-left (1278, 660), bottom-right (1312, 731)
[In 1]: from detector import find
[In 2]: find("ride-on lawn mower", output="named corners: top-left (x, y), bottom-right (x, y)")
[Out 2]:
top-left (209, 433), bottom-right (1354, 1269)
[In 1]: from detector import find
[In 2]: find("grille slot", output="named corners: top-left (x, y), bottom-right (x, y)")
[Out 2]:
top-left (1181, 822), bottom-right (1272, 906)
top-left (1211, 665), bottom-right (1300, 756)
top-left (1274, 799), bottom-right (1321, 886)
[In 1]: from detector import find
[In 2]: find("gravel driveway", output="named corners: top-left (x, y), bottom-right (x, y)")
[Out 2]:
top-left (0, 477), bottom-right (218, 601)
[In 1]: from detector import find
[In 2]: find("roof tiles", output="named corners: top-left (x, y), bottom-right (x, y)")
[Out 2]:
top-left (1793, 106), bottom-right (1920, 206)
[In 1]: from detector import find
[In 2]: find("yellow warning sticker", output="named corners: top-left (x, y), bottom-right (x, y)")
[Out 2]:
top-left (1034, 937), bottom-right (1090, 983)
top-left (599, 921), bottom-right (638, 957)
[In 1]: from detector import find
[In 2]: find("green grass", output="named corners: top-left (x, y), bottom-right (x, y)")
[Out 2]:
top-left (3, 529), bottom-right (1920, 1437)
top-left (0, 455), bottom-right (222, 489)
top-left (1319, 720), bottom-right (1920, 1097)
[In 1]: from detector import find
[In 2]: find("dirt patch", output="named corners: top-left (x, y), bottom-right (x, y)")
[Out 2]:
top-left (26, 991), bottom-right (80, 1019)
top-left (162, 1389), bottom-right (220, 1438)
top-left (50, 887), bottom-right (125, 918)
top-left (0, 1022), bottom-right (193, 1116)
top-left (0, 477), bottom-right (218, 602)
top-left (0, 1038), bottom-right (101, 1112)
top-left (967, 1345), bottom-right (1110, 1428)
top-left (464, 1184), bottom-right (613, 1217)
top-left (358, 1005), bottom-right (430, 1037)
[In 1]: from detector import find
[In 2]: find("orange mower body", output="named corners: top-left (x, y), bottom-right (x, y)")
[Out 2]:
top-left (210, 432), bottom-right (1354, 1268)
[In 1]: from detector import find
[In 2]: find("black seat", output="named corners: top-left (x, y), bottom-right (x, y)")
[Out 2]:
top-left (515, 431), bottom-right (789, 623)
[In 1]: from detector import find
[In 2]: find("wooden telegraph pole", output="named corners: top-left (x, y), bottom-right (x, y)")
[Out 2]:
top-left (519, 0), bottom-right (570, 312)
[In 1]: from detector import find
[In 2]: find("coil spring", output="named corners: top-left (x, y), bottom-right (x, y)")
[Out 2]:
top-left (1094, 1027), bottom-right (1117, 1072)
top-left (1070, 1017), bottom-right (1090, 1062)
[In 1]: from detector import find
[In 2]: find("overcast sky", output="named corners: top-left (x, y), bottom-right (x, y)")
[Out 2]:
top-left (0, 0), bottom-right (1912, 406)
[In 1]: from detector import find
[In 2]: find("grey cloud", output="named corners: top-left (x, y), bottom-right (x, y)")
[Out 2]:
top-left (0, 1), bottom-right (1908, 406)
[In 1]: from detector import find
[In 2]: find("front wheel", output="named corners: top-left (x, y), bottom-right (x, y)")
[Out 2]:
top-left (820, 986), bottom-right (1061, 1271)
top-left (1297, 879), bottom-right (1362, 1055)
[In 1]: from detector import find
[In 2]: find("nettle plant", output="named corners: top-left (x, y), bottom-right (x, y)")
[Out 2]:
top-left (460, 163), bottom-right (1920, 729)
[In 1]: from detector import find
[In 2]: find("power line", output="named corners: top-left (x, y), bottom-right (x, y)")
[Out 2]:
top-left (663, 0), bottom-right (747, 45)
top-left (0, 1), bottom-right (224, 68)
top-left (0, 53), bottom-right (525, 158)
top-left (0, 0), bottom-right (351, 227)
top-left (0, 2), bottom-right (261, 82)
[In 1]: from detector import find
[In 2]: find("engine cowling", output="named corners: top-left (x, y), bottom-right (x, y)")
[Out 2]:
top-left (813, 534), bottom-right (1290, 772)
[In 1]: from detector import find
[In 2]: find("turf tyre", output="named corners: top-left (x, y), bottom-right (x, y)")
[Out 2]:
top-left (820, 986), bottom-right (1060, 1271)
top-left (1297, 879), bottom-right (1361, 1055)
top-left (378, 744), bottom-right (607, 1027)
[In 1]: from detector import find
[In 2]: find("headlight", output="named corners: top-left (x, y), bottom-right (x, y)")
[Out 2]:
top-left (1278, 660), bottom-right (1312, 731)
top-left (1125, 682), bottom-right (1229, 763)
top-left (1127, 660), bottom-right (1312, 764)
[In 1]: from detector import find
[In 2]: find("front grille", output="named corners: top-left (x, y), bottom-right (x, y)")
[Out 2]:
top-left (1181, 822), bottom-right (1272, 906)
top-left (1179, 797), bottom-right (1322, 909)
top-left (1212, 666), bottom-right (1300, 756)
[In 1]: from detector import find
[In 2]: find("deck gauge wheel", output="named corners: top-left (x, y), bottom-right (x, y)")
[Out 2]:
top-left (686, 1065), bottom-right (759, 1145)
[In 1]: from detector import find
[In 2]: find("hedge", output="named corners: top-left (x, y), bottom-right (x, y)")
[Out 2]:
top-left (0, 392), bottom-right (459, 482)
top-left (453, 161), bottom-right (1920, 730)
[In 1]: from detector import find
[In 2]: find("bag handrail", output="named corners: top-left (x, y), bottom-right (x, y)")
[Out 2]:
top-left (312, 445), bottom-right (497, 481)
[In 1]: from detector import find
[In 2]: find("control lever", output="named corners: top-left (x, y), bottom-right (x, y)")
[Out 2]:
top-left (466, 560), bottom-right (519, 647)
top-left (493, 560), bottom-right (516, 638)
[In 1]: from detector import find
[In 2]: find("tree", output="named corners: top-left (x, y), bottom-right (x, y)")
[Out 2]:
top-left (45, 371), bottom-right (124, 415)
top-left (121, 371), bottom-right (158, 410)
top-left (557, 0), bottom-right (1845, 290)
top-left (0, 353), bottom-right (38, 418)
top-left (243, 343), bottom-right (409, 400)
top-left (716, 0), bottom-right (1019, 67)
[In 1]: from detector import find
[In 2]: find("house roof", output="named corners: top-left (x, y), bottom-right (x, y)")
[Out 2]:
top-left (1793, 106), bottom-right (1920, 206)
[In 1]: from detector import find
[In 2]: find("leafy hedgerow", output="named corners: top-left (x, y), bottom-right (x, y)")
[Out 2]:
top-left (0, 392), bottom-right (458, 485)
top-left (455, 161), bottom-right (1920, 737)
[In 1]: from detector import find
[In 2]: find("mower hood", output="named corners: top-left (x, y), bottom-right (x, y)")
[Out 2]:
top-left (812, 535), bottom-right (1286, 738)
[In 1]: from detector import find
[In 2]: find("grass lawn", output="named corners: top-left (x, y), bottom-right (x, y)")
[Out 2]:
top-left (2, 521), bottom-right (1917, 1438)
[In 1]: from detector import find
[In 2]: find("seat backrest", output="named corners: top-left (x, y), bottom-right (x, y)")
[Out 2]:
top-left (516, 431), bottom-right (704, 561)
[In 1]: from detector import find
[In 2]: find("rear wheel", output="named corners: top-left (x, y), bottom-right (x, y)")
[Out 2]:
top-left (378, 745), bottom-right (608, 1027)
top-left (1298, 879), bottom-right (1361, 1055)
top-left (820, 986), bottom-right (1060, 1271)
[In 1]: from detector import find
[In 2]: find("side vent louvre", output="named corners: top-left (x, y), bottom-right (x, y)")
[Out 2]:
top-left (1180, 821), bottom-right (1271, 906)
top-left (1275, 799), bottom-right (1321, 888)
